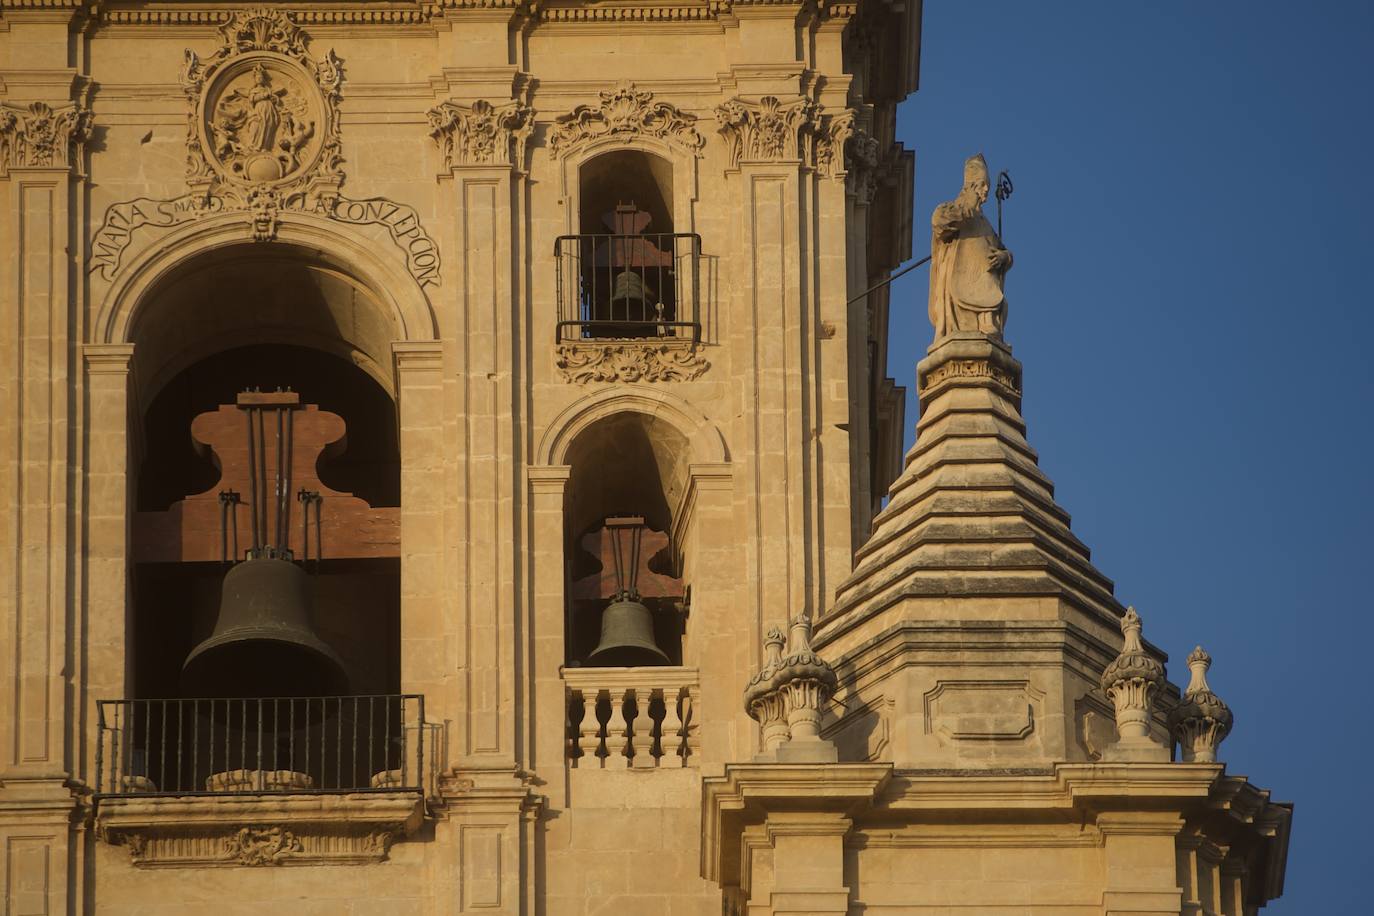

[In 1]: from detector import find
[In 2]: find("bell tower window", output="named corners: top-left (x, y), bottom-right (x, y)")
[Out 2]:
top-left (556, 149), bottom-right (701, 342)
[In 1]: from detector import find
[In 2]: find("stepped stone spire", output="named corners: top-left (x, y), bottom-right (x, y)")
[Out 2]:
top-left (812, 155), bottom-right (1169, 770)
top-left (821, 329), bottom-right (1124, 637)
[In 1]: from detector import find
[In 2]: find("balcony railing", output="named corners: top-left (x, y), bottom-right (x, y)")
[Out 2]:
top-left (94, 695), bottom-right (430, 797)
top-left (564, 667), bottom-right (698, 769)
top-left (555, 232), bottom-right (701, 342)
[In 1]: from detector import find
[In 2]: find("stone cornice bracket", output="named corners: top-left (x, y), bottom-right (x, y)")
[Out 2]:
top-left (548, 81), bottom-right (705, 158)
top-left (743, 615), bottom-right (839, 763)
top-left (1099, 607), bottom-right (1170, 762)
top-left (1168, 646), bottom-right (1233, 763)
top-left (0, 99), bottom-right (92, 176)
top-left (714, 94), bottom-right (821, 169)
top-left (426, 98), bottom-right (533, 172)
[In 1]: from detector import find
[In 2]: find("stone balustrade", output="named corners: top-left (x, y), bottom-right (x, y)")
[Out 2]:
top-left (564, 666), bottom-right (698, 768)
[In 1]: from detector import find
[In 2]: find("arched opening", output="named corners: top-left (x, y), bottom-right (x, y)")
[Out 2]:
top-left (562, 411), bottom-right (690, 668)
top-left (117, 242), bottom-right (409, 795)
top-left (557, 149), bottom-right (699, 341)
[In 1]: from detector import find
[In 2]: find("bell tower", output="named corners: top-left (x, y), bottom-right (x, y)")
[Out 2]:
top-left (0, 0), bottom-right (1291, 913)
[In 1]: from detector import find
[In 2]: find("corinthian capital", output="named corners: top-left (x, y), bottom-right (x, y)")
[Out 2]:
top-left (0, 101), bottom-right (92, 175)
top-left (427, 98), bottom-right (534, 171)
top-left (715, 95), bottom-right (821, 167)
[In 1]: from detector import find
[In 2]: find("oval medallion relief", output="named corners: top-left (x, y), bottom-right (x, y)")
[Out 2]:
top-left (199, 53), bottom-right (325, 186)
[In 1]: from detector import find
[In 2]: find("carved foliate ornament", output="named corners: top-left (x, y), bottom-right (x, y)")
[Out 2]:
top-left (182, 9), bottom-right (343, 197)
top-left (0, 100), bottom-right (92, 175)
top-left (225, 826), bottom-right (302, 866)
top-left (715, 95), bottom-right (821, 167)
top-left (550, 81), bottom-right (704, 157)
top-left (427, 98), bottom-right (534, 170)
top-left (555, 341), bottom-right (709, 384)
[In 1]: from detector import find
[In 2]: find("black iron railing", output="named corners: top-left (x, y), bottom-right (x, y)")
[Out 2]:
top-left (94, 695), bottom-right (428, 797)
top-left (555, 232), bottom-right (701, 342)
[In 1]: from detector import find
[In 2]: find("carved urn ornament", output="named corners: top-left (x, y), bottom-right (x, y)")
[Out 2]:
top-left (1168, 646), bottom-right (1234, 763)
top-left (743, 615), bottom-right (839, 762)
top-left (1099, 606), bottom-right (1169, 761)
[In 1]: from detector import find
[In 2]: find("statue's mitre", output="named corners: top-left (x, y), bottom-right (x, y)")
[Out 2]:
top-left (963, 153), bottom-right (990, 185)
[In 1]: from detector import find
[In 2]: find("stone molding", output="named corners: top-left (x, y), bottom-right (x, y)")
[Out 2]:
top-left (0, 99), bottom-right (92, 175)
top-left (427, 98), bottom-right (533, 171)
top-left (915, 333), bottom-right (1023, 407)
top-left (95, 791), bottom-right (424, 868)
top-left (554, 339), bottom-right (709, 384)
top-left (715, 94), bottom-right (821, 167)
top-left (549, 81), bottom-right (704, 157)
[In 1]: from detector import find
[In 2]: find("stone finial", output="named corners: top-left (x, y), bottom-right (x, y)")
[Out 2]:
top-left (1168, 646), bottom-right (1234, 763)
top-left (743, 617), bottom-right (839, 762)
top-left (744, 626), bottom-right (789, 759)
top-left (1099, 607), bottom-right (1169, 761)
top-left (779, 615), bottom-right (838, 739)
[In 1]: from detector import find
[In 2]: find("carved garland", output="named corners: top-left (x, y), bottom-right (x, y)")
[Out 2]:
top-left (550, 81), bottom-right (704, 157)
top-left (918, 358), bottom-right (1022, 398)
top-left (427, 98), bottom-right (534, 171)
top-left (0, 100), bottom-right (92, 175)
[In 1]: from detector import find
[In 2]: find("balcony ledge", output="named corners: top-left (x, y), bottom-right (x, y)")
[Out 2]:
top-left (95, 790), bottom-right (424, 868)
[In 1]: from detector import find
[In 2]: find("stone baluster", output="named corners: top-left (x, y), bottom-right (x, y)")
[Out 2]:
top-left (660, 686), bottom-right (685, 767)
top-left (604, 688), bottom-right (630, 769)
top-left (1168, 646), bottom-right (1233, 763)
top-left (577, 691), bottom-right (604, 767)
top-left (683, 692), bottom-right (700, 763)
top-left (1100, 607), bottom-right (1169, 761)
top-left (631, 688), bottom-right (656, 768)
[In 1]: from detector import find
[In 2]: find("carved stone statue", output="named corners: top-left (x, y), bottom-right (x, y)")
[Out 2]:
top-left (928, 153), bottom-right (1013, 340)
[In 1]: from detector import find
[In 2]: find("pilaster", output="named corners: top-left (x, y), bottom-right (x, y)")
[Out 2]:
top-left (428, 94), bottom-right (533, 771)
top-left (717, 92), bottom-right (828, 661)
top-left (393, 340), bottom-right (450, 727)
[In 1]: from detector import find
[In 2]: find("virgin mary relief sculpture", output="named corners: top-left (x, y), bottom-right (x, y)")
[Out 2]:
top-left (928, 154), bottom-right (1013, 340)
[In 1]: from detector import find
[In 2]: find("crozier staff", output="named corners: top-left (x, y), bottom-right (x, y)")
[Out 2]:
top-left (928, 153), bottom-right (1013, 340)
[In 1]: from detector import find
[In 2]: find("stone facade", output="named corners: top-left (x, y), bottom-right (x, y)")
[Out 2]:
top-left (0, 2), bottom-right (1288, 915)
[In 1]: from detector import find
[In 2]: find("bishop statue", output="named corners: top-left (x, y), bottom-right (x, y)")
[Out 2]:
top-left (928, 154), bottom-right (1013, 340)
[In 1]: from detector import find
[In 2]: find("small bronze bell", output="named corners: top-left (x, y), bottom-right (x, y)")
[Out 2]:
top-left (182, 556), bottom-right (348, 698)
top-left (588, 595), bottom-right (669, 667)
top-left (610, 270), bottom-right (652, 306)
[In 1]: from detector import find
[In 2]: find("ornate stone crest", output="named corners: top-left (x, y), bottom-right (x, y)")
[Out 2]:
top-left (715, 95), bottom-right (821, 167)
top-left (0, 101), bottom-right (92, 175)
top-left (427, 98), bottom-right (534, 170)
top-left (550, 81), bottom-right (704, 156)
top-left (182, 8), bottom-right (343, 197)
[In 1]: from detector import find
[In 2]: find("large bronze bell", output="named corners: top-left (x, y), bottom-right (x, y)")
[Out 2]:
top-left (587, 595), bottom-right (669, 667)
top-left (182, 556), bottom-right (348, 698)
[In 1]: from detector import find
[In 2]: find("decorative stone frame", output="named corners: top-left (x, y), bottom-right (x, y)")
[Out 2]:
top-left (548, 83), bottom-right (710, 380)
top-left (83, 214), bottom-right (441, 863)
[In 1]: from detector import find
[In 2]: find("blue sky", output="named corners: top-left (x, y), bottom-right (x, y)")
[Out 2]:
top-left (887, 3), bottom-right (1373, 910)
